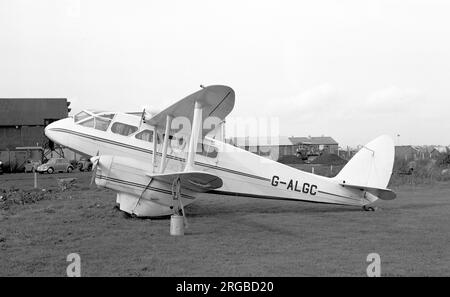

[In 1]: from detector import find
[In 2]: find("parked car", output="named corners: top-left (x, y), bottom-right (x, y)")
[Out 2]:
top-left (77, 157), bottom-right (93, 172)
top-left (36, 158), bottom-right (74, 174)
top-left (24, 159), bottom-right (41, 173)
top-left (0, 160), bottom-right (3, 175)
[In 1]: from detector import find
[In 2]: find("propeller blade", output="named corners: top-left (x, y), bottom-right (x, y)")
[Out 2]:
top-left (90, 151), bottom-right (100, 186)
top-left (178, 194), bottom-right (188, 229)
top-left (138, 108), bottom-right (146, 131)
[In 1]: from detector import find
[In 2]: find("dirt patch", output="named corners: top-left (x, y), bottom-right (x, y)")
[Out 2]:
top-left (0, 188), bottom-right (60, 210)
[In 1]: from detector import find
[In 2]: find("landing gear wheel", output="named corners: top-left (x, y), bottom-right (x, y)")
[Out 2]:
top-left (363, 205), bottom-right (376, 211)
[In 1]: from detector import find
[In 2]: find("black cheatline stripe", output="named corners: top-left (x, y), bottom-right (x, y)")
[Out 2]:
top-left (50, 128), bottom-right (270, 182)
top-left (96, 174), bottom-right (195, 200)
top-left (52, 128), bottom-right (152, 154)
top-left (208, 190), bottom-right (349, 206)
top-left (195, 161), bottom-right (270, 181)
top-left (317, 190), bottom-right (361, 202)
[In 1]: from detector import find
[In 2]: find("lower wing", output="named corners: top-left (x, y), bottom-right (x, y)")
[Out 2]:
top-left (147, 171), bottom-right (223, 193)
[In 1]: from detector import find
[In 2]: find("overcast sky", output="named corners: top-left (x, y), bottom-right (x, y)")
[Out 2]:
top-left (1, 0), bottom-right (449, 147)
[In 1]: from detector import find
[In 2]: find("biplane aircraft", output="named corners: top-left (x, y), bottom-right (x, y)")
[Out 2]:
top-left (45, 85), bottom-right (396, 221)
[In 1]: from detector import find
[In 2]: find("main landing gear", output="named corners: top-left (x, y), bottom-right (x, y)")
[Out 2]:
top-left (362, 205), bottom-right (378, 211)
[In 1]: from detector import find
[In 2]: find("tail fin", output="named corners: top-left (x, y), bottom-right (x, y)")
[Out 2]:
top-left (335, 135), bottom-right (395, 190)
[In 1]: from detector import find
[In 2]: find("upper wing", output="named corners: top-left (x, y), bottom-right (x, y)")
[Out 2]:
top-left (146, 85), bottom-right (235, 137)
top-left (339, 182), bottom-right (397, 200)
top-left (147, 171), bottom-right (223, 193)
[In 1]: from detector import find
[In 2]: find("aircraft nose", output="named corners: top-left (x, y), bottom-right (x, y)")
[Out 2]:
top-left (44, 120), bottom-right (59, 139)
top-left (45, 118), bottom-right (72, 144)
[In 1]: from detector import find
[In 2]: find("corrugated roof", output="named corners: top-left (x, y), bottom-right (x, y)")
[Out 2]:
top-left (229, 136), bottom-right (293, 146)
top-left (289, 136), bottom-right (338, 145)
top-left (228, 136), bottom-right (339, 146)
top-left (0, 98), bottom-right (68, 125)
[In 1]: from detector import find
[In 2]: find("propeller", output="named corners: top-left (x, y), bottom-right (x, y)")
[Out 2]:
top-left (90, 151), bottom-right (100, 186)
top-left (138, 108), bottom-right (146, 131)
top-left (138, 108), bottom-right (159, 131)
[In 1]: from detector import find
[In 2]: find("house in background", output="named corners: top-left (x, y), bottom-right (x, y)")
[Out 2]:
top-left (227, 135), bottom-right (339, 161)
top-left (395, 145), bottom-right (421, 160)
top-left (430, 146), bottom-right (449, 159)
top-left (289, 136), bottom-right (339, 155)
top-left (227, 136), bottom-right (294, 161)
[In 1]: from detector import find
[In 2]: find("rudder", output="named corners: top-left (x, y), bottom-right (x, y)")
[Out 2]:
top-left (334, 135), bottom-right (395, 189)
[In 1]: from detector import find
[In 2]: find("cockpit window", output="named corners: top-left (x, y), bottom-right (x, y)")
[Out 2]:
top-left (111, 122), bottom-right (138, 136)
top-left (77, 116), bottom-right (112, 131)
top-left (79, 118), bottom-right (95, 128)
top-left (135, 129), bottom-right (154, 142)
top-left (74, 111), bottom-right (90, 122)
top-left (94, 117), bottom-right (111, 131)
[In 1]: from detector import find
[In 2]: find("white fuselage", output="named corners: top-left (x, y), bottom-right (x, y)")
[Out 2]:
top-left (45, 112), bottom-right (372, 217)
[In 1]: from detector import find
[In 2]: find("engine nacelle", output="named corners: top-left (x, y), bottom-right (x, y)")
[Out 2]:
top-left (94, 155), bottom-right (196, 217)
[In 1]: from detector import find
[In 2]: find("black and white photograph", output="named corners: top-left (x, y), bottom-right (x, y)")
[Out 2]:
top-left (0, 0), bottom-right (449, 284)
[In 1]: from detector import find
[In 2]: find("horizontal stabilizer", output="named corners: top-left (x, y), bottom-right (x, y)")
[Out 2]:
top-left (339, 183), bottom-right (397, 200)
top-left (147, 171), bottom-right (223, 193)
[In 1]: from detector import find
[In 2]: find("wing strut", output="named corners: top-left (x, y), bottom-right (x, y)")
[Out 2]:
top-left (159, 115), bottom-right (173, 173)
top-left (152, 127), bottom-right (157, 172)
top-left (185, 101), bottom-right (203, 172)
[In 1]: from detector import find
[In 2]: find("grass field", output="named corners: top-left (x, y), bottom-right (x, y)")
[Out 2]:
top-left (1, 172), bottom-right (449, 276)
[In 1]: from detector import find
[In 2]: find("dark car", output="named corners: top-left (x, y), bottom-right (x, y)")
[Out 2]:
top-left (77, 157), bottom-right (93, 172)
top-left (24, 159), bottom-right (41, 173)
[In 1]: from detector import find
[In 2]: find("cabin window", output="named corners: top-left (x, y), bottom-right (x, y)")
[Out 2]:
top-left (79, 118), bottom-right (95, 128)
top-left (135, 129), bottom-right (154, 142)
top-left (94, 117), bottom-right (111, 131)
top-left (162, 133), bottom-right (183, 147)
top-left (111, 122), bottom-right (138, 136)
top-left (74, 111), bottom-right (90, 123)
